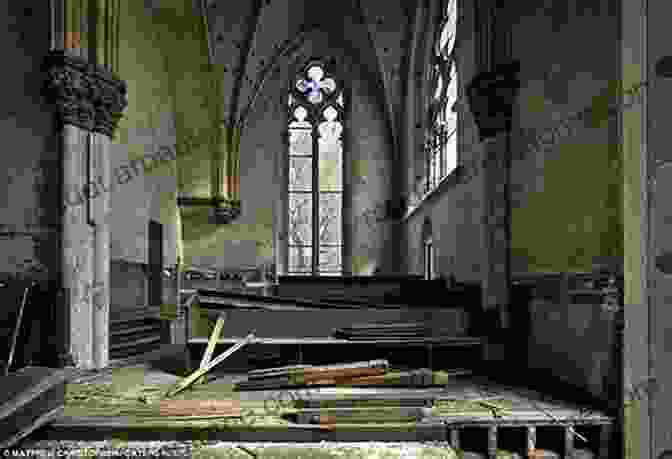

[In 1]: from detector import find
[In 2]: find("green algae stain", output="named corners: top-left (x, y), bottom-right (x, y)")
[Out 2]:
top-left (352, 159), bottom-right (369, 179)
top-left (624, 400), bottom-right (641, 459)
top-left (511, 140), bottom-right (622, 272)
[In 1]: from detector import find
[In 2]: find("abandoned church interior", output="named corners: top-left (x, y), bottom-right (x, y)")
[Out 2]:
top-left (0, 0), bottom-right (668, 457)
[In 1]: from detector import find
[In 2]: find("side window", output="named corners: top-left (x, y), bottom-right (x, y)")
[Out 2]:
top-left (426, 0), bottom-right (458, 192)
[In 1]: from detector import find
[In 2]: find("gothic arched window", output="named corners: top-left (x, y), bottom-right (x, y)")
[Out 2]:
top-left (286, 61), bottom-right (344, 275)
top-left (427, 0), bottom-right (458, 192)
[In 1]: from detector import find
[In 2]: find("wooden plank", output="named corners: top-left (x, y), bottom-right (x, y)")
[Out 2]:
top-left (294, 406), bottom-right (431, 424)
top-left (235, 368), bottom-right (470, 391)
top-left (0, 367), bottom-right (66, 449)
top-left (189, 336), bottom-right (482, 346)
top-left (291, 386), bottom-right (448, 402)
top-left (249, 359), bottom-right (388, 377)
top-left (197, 288), bottom-right (459, 310)
top-left (0, 406), bottom-right (64, 449)
top-left (196, 312), bottom-right (226, 385)
top-left (159, 399), bottom-right (240, 417)
top-left (294, 399), bottom-right (434, 409)
top-left (166, 332), bottom-right (255, 397)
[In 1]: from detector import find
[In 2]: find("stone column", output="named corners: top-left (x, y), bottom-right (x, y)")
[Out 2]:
top-left (467, 61), bottom-right (519, 334)
top-left (61, 124), bottom-right (95, 369)
top-left (91, 132), bottom-right (111, 368)
top-left (43, 9), bottom-right (126, 368)
top-left (482, 131), bottom-right (511, 327)
top-left (621, 0), bottom-right (650, 457)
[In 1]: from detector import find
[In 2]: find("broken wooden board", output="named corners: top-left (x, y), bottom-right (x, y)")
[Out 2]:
top-left (0, 366), bottom-right (67, 448)
top-left (159, 399), bottom-right (241, 417)
top-left (290, 406), bottom-right (433, 424)
top-left (234, 369), bottom-right (467, 390)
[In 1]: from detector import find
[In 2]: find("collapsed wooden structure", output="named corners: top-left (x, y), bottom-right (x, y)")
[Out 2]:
top-left (3, 275), bottom-right (617, 458)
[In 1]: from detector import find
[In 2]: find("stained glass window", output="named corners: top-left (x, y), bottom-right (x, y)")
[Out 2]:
top-left (427, 0), bottom-right (458, 192)
top-left (287, 61), bottom-right (344, 275)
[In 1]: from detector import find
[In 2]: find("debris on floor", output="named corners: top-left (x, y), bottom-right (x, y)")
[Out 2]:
top-left (38, 364), bottom-right (612, 458)
top-left (19, 440), bottom-right (462, 459)
top-left (235, 359), bottom-right (388, 390)
top-left (159, 399), bottom-right (241, 417)
top-left (0, 366), bottom-right (66, 449)
top-left (234, 360), bottom-right (471, 390)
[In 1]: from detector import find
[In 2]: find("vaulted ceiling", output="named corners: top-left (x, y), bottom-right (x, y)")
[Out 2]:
top-left (203, 0), bottom-right (413, 156)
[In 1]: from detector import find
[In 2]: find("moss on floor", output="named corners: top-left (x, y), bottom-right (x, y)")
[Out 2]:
top-left (65, 382), bottom-right (517, 427)
top-left (65, 381), bottom-right (292, 427)
top-left (192, 443), bottom-right (460, 459)
top-left (433, 398), bottom-right (514, 416)
top-left (22, 441), bottom-right (462, 459)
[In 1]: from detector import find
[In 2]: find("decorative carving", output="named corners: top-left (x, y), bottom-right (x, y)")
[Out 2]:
top-left (43, 50), bottom-right (127, 138)
top-left (467, 60), bottom-right (521, 140)
top-left (210, 200), bottom-right (242, 224)
top-left (600, 274), bottom-right (621, 313)
top-left (176, 194), bottom-right (242, 224)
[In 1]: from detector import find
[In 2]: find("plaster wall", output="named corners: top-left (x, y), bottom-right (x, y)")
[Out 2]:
top-left (509, 0), bottom-right (622, 274)
top-left (508, 0), bottom-right (621, 402)
top-left (0, 2), bottom-right (60, 282)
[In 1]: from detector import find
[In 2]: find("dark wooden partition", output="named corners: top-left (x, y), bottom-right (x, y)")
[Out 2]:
top-left (276, 275), bottom-right (481, 308)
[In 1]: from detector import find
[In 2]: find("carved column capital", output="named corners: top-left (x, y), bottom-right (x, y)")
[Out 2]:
top-left (467, 60), bottom-right (521, 140)
top-left (43, 50), bottom-right (127, 138)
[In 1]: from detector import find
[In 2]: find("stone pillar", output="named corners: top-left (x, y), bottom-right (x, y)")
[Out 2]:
top-left (621, 0), bottom-right (651, 457)
top-left (43, 5), bottom-right (126, 368)
top-left (467, 61), bottom-right (520, 335)
top-left (91, 133), bottom-right (111, 368)
top-left (61, 124), bottom-right (95, 369)
top-left (482, 131), bottom-right (511, 327)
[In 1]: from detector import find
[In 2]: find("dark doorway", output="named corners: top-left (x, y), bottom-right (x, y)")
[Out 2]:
top-left (148, 220), bottom-right (163, 308)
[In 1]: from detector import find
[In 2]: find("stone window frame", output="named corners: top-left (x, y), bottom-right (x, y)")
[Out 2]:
top-left (283, 58), bottom-right (347, 276)
top-left (425, 0), bottom-right (459, 194)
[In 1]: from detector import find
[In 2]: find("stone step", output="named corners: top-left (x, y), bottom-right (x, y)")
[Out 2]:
top-left (109, 318), bottom-right (163, 360)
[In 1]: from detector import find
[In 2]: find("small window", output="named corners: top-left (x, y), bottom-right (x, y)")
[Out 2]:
top-left (424, 239), bottom-right (435, 280)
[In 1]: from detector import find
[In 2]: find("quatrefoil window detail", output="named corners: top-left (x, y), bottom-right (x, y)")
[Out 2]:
top-left (295, 65), bottom-right (337, 104)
